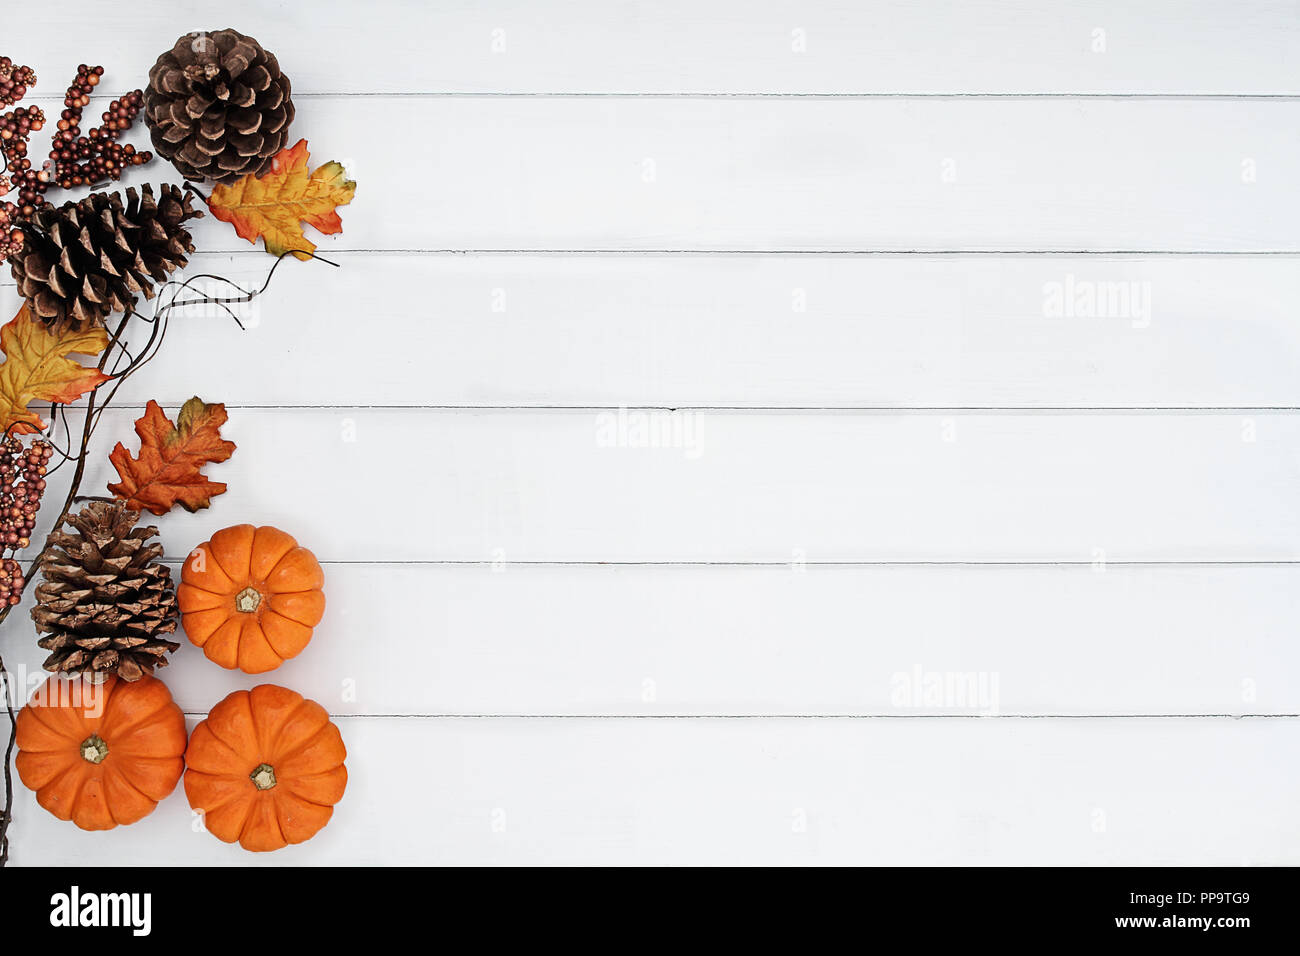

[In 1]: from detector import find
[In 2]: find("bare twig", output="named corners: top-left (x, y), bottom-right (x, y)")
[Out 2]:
top-left (0, 659), bottom-right (14, 866)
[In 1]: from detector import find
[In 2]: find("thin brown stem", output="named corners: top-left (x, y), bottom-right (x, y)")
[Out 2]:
top-left (0, 654), bottom-right (14, 866)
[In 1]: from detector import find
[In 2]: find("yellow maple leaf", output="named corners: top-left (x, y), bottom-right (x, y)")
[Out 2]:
top-left (0, 304), bottom-right (110, 436)
top-left (208, 139), bottom-right (357, 260)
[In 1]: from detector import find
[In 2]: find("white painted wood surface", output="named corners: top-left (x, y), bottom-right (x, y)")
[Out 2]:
top-left (10, 718), bottom-right (1298, 866)
top-left (22, 0), bottom-right (1300, 95)
top-left (8, 563), bottom-right (1296, 718)
top-left (4, 1), bottom-right (1297, 865)
top-left (20, 97), bottom-right (1300, 251)
top-left (29, 407), bottom-right (1300, 563)
top-left (9, 254), bottom-right (1300, 408)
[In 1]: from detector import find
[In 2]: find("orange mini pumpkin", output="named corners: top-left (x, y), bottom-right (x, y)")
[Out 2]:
top-left (16, 674), bottom-right (186, 830)
top-left (178, 524), bottom-right (325, 673)
top-left (184, 684), bottom-right (347, 851)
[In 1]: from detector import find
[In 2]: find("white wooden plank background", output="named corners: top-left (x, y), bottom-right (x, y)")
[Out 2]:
top-left (7, 563), bottom-right (1296, 718)
top-left (24, 407), bottom-right (1300, 564)
top-left (18, 97), bottom-right (1300, 251)
top-left (4, 1), bottom-right (1298, 865)
top-left (10, 254), bottom-right (1300, 408)
top-left (9, 718), bottom-right (1298, 866)
top-left (23, 0), bottom-right (1300, 95)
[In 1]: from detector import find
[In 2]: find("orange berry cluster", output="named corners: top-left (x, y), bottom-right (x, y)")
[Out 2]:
top-left (0, 202), bottom-right (20, 260)
top-left (45, 66), bottom-right (151, 191)
top-left (0, 437), bottom-right (52, 607)
top-left (0, 56), bottom-right (35, 109)
top-left (0, 104), bottom-right (47, 216)
top-left (0, 58), bottom-right (152, 263)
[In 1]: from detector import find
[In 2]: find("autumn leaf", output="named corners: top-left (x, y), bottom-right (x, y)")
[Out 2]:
top-left (108, 397), bottom-right (237, 515)
top-left (0, 304), bottom-right (110, 436)
top-left (208, 139), bottom-right (356, 260)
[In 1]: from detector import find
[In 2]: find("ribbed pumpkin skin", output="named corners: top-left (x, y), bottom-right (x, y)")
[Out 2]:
top-left (178, 524), bottom-right (326, 674)
top-left (184, 685), bottom-right (347, 851)
top-left (16, 675), bottom-right (187, 830)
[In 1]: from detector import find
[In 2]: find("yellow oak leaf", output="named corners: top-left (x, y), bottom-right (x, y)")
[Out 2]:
top-left (0, 304), bottom-right (110, 436)
top-left (208, 139), bottom-right (356, 260)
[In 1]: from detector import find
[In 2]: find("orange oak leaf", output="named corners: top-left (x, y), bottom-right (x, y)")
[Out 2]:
top-left (108, 397), bottom-right (237, 515)
top-left (208, 138), bottom-right (356, 260)
top-left (0, 304), bottom-right (110, 436)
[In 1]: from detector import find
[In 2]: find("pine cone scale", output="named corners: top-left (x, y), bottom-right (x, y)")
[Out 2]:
top-left (44, 650), bottom-right (89, 671)
top-left (186, 92), bottom-right (214, 117)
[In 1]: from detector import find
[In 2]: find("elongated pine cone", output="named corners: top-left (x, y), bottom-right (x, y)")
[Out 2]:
top-left (10, 183), bottom-right (201, 330)
top-left (144, 29), bottom-right (294, 183)
top-left (32, 500), bottom-right (180, 683)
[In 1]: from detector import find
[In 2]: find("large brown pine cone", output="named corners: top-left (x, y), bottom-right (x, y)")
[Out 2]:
top-left (32, 500), bottom-right (180, 683)
top-left (144, 28), bottom-right (295, 183)
top-left (10, 184), bottom-right (201, 330)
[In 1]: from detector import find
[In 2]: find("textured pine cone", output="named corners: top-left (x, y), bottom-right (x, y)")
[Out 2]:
top-left (32, 500), bottom-right (180, 683)
top-left (144, 29), bottom-right (294, 183)
top-left (10, 184), bottom-right (202, 330)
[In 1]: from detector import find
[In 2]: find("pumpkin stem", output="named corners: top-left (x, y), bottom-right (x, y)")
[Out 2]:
top-left (235, 586), bottom-right (263, 613)
top-left (250, 763), bottom-right (277, 790)
top-left (80, 734), bottom-right (109, 764)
